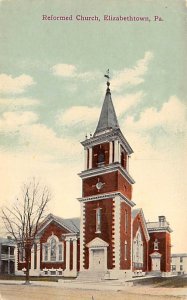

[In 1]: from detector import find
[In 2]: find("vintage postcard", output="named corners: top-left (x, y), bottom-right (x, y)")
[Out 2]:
top-left (0, 0), bottom-right (186, 299)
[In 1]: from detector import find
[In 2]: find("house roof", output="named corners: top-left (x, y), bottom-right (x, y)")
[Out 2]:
top-left (0, 237), bottom-right (15, 246)
top-left (171, 253), bottom-right (187, 257)
top-left (146, 220), bottom-right (172, 233)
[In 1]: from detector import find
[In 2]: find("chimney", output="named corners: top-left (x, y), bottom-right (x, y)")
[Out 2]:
top-left (159, 216), bottom-right (166, 227)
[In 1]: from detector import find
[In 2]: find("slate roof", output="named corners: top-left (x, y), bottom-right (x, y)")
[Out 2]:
top-left (94, 87), bottom-right (119, 135)
top-left (38, 214), bottom-right (80, 234)
top-left (53, 215), bottom-right (80, 233)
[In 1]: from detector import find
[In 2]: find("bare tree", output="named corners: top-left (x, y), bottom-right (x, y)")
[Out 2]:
top-left (1, 178), bottom-right (51, 283)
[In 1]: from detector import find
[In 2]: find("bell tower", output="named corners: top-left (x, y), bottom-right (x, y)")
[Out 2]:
top-left (78, 74), bottom-right (136, 278)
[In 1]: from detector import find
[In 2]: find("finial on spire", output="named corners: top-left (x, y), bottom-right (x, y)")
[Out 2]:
top-left (104, 69), bottom-right (110, 92)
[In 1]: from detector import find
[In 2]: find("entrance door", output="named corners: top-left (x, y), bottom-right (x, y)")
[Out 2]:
top-left (152, 257), bottom-right (161, 271)
top-left (92, 249), bottom-right (104, 270)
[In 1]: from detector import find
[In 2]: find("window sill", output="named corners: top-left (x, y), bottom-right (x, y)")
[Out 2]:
top-left (42, 260), bottom-right (64, 263)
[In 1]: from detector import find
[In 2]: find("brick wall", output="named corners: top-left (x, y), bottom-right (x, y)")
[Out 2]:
top-left (83, 171), bottom-right (132, 200)
top-left (84, 198), bottom-right (114, 270)
top-left (148, 231), bottom-right (171, 272)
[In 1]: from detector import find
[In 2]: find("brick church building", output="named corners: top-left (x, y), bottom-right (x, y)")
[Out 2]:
top-left (16, 79), bottom-right (172, 279)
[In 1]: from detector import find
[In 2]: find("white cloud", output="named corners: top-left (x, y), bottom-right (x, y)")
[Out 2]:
top-left (57, 91), bottom-right (143, 128)
top-left (124, 96), bottom-right (186, 134)
top-left (58, 106), bottom-right (100, 127)
top-left (0, 111), bottom-right (38, 131)
top-left (113, 91), bottom-right (144, 116)
top-left (51, 64), bottom-right (101, 81)
top-left (52, 64), bottom-right (76, 77)
top-left (0, 97), bottom-right (40, 107)
top-left (112, 51), bottom-right (153, 91)
top-left (0, 74), bottom-right (35, 94)
top-left (0, 111), bottom-right (81, 159)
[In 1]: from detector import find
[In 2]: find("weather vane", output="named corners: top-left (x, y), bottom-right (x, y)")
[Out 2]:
top-left (104, 69), bottom-right (110, 89)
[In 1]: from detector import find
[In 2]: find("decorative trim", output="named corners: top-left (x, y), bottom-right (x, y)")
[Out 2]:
top-left (134, 209), bottom-right (150, 242)
top-left (147, 227), bottom-right (172, 233)
top-left (86, 237), bottom-right (109, 248)
top-left (80, 202), bottom-right (85, 271)
top-left (114, 195), bottom-right (121, 270)
top-left (81, 128), bottom-right (133, 155)
top-left (77, 191), bottom-right (135, 207)
top-left (78, 163), bottom-right (135, 184)
top-left (36, 215), bottom-right (78, 237)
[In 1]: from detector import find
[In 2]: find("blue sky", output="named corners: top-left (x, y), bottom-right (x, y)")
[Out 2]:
top-left (0, 0), bottom-right (186, 252)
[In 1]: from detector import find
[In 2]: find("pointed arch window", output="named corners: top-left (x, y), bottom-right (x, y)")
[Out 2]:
top-left (133, 228), bottom-right (143, 267)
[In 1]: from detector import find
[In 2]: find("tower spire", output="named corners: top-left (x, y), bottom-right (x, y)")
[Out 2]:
top-left (94, 70), bottom-right (119, 136)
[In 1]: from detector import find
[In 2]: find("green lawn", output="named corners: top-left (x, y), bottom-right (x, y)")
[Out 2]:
top-left (129, 275), bottom-right (187, 288)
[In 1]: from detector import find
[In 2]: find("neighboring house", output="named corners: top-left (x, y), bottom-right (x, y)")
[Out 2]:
top-left (171, 254), bottom-right (187, 275)
top-left (16, 80), bottom-right (172, 279)
top-left (0, 237), bottom-right (15, 275)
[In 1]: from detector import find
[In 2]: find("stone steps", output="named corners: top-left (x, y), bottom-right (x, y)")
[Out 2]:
top-left (76, 271), bottom-right (106, 282)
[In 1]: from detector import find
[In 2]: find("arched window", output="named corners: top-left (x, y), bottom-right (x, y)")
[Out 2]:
top-left (154, 239), bottom-right (159, 250)
top-left (124, 240), bottom-right (128, 260)
top-left (125, 210), bottom-right (128, 233)
top-left (133, 228), bottom-right (143, 266)
top-left (98, 151), bottom-right (105, 165)
top-left (42, 234), bottom-right (64, 262)
top-left (50, 237), bottom-right (57, 261)
top-left (96, 207), bottom-right (102, 233)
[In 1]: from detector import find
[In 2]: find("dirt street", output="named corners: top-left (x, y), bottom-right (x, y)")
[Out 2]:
top-left (0, 284), bottom-right (187, 300)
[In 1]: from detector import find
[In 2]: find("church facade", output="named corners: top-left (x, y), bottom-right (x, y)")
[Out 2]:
top-left (16, 80), bottom-right (172, 279)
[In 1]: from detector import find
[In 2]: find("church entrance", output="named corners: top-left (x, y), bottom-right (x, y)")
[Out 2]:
top-left (86, 237), bottom-right (109, 271)
top-left (150, 252), bottom-right (162, 272)
top-left (92, 249), bottom-right (104, 270)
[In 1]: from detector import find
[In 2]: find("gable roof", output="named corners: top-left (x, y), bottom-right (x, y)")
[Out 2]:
top-left (37, 213), bottom-right (80, 236)
top-left (132, 208), bottom-right (150, 242)
top-left (132, 208), bottom-right (141, 220)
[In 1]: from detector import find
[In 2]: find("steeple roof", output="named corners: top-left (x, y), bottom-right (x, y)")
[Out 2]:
top-left (94, 83), bottom-right (119, 136)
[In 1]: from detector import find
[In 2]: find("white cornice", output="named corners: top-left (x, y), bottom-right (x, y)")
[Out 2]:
top-left (147, 227), bottom-right (173, 233)
top-left (36, 215), bottom-right (78, 237)
top-left (78, 163), bottom-right (135, 184)
top-left (77, 191), bottom-right (136, 207)
top-left (81, 128), bottom-right (133, 154)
